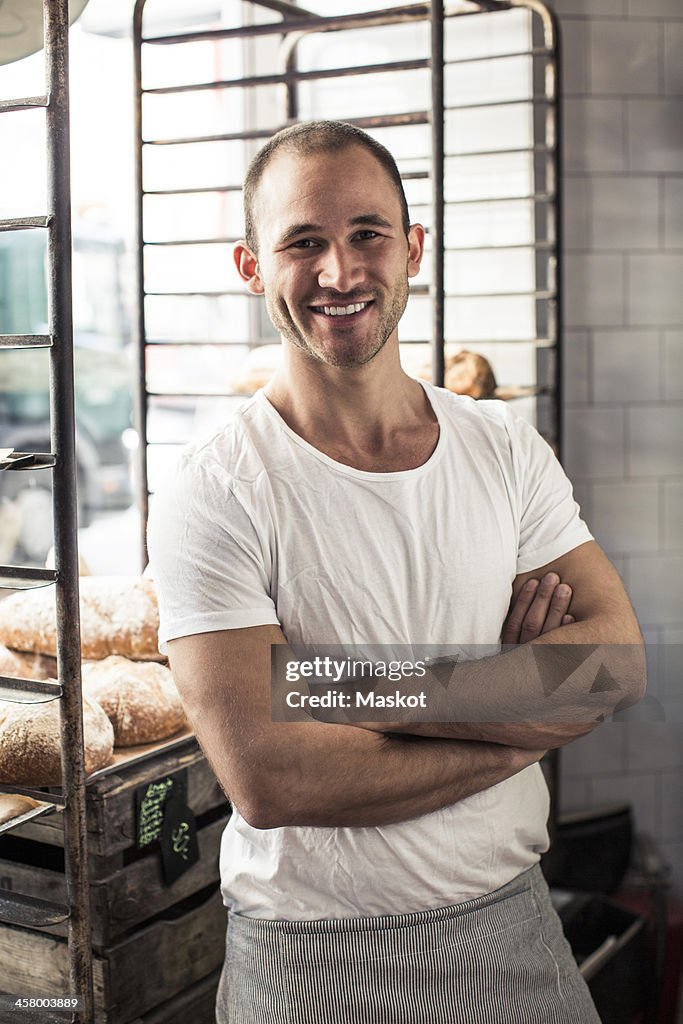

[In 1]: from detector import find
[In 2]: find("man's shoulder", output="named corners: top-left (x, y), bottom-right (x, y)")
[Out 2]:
top-left (425, 382), bottom-right (517, 438)
top-left (176, 392), bottom-right (270, 479)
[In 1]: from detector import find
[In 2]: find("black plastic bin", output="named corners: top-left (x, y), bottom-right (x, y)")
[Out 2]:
top-left (556, 893), bottom-right (648, 1024)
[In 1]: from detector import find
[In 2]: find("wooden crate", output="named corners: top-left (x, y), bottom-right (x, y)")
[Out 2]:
top-left (128, 966), bottom-right (222, 1024)
top-left (1, 737), bottom-right (230, 948)
top-left (0, 738), bottom-right (231, 1024)
top-left (0, 886), bottom-right (228, 1024)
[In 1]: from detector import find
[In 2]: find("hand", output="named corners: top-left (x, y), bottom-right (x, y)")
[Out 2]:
top-left (502, 572), bottom-right (574, 645)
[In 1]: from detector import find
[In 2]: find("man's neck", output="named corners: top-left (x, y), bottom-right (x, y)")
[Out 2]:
top-left (262, 339), bottom-right (439, 473)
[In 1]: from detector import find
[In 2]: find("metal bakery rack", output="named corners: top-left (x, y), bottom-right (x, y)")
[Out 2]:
top-left (133, 0), bottom-right (563, 565)
top-left (0, 0), bottom-right (94, 1021)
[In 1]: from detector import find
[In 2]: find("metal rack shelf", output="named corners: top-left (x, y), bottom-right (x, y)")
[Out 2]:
top-left (0, 0), bottom-right (94, 1019)
top-left (0, 675), bottom-right (63, 704)
top-left (0, 334), bottom-right (53, 349)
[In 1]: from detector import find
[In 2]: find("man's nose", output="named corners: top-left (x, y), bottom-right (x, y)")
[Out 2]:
top-left (317, 245), bottom-right (363, 292)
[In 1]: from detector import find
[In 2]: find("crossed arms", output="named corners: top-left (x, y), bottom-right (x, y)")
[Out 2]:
top-left (167, 540), bottom-right (645, 829)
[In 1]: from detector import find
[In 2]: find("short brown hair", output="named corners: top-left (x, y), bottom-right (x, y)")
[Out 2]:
top-left (243, 120), bottom-right (411, 253)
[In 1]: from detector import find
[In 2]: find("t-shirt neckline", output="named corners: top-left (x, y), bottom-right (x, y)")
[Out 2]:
top-left (254, 379), bottom-right (445, 481)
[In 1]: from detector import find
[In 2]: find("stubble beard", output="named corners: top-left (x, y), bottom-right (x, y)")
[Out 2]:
top-left (266, 277), bottom-right (409, 369)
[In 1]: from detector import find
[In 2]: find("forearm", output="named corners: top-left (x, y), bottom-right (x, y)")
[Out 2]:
top-left (183, 695), bottom-right (542, 828)
top-left (370, 619), bottom-right (646, 748)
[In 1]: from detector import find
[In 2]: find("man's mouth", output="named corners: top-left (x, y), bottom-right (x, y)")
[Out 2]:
top-left (310, 300), bottom-right (373, 318)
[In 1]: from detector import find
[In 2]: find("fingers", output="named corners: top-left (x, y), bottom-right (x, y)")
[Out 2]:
top-left (502, 573), bottom-right (574, 645)
top-left (501, 578), bottom-right (540, 645)
top-left (538, 577), bottom-right (573, 636)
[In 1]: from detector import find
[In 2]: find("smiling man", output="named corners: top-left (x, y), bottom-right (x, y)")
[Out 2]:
top-left (148, 121), bottom-right (644, 1024)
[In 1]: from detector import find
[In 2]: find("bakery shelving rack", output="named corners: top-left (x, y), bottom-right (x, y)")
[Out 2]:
top-left (132, 0), bottom-right (563, 566)
top-left (0, 1), bottom-right (94, 1021)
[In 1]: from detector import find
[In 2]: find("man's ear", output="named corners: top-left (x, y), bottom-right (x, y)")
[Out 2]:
top-left (233, 241), bottom-right (264, 295)
top-left (407, 224), bottom-right (426, 279)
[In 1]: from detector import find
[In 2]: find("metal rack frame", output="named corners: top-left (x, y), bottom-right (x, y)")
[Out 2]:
top-left (0, 2), bottom-right (93, 1021)
top-left (133, 0), bottom-right (563, 569)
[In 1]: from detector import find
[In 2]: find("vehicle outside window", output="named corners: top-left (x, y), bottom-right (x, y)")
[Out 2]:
top-left (0, 226), bottom-right (135, 564)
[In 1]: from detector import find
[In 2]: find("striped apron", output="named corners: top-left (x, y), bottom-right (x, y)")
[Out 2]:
top-left (215, 864), bottom-right (600, 1024)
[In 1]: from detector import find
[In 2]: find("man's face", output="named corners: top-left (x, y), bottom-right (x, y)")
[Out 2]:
top-left (236, 145), bottom-right (424, 369)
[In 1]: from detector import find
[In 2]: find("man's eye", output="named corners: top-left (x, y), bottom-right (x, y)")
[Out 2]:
top-left (291, 238), bottom-right (317, 249)
top-left (356, 230), bottom-right (379, 241)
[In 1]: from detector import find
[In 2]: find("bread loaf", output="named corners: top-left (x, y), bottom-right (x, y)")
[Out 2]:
top-left (0, 693), bottom-right (115, 785)
top-left (0, 793), bottom-right (42, 825)
top-left (0, 645), bottom-right (57, 681)
top-left (83, 656), bottom-right (186, 747)
top-left (0, 643), bottom-right (27, 680)
top-left (0, 577), bottom-right (161, 661)
top-left (444, 350), bottom-right (497, 399)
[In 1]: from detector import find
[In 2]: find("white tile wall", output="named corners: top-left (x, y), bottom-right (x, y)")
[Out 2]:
top-left (627, 555), bottom-right (683, 625)
top-left (561, 721), bottom-right (627, 775)
top-left (628, 406), bottom-right (683, 475)
top-left (664, 180), bottom-right (683, 248)
top-left (626, 0), bottom-right (683, 17)
top-left (563, 98), bottom-right (626, 173)
top-left (561, 19), bottom-right (589, 95)
top-left (592, 329), bottom-right (659, 400)
top-left (627, 99), bottom-right (683, 172)
top-left (664, 332), bottom-right (683, 400)
top-left (623, 721), bottom-right (683, 772)
top-left (563, 406), bottom-right (626, 478)
top-left (591, 480), bottom-right (660, 552)
top-left (628, 255), bottom-right (683, 325)
top-left (590, 177), bottom-right (660, 249)
top-left (660, 632), bottom-right (683, 697)
top-left (562, 330), bottom-right (590, 404)
top-left (659, 770), bottom-right (683, 840)
top-left (563, 176), bottom-right (591, 249)
top-left (545, 2), bottom-right (683, 907)
top-left (552, 0), bottom-right (625, 14)
top-left (664, 23), bottom-right (683, 94)
top-left (664, 481), bottom-right (683, 548)
top-left (565, 252), bottom-right (624, 327)
top-left (589, 21), bottom-right (660, 95)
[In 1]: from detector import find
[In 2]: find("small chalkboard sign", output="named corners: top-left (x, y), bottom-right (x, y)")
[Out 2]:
top-left (135, 770), bottom-right (188, 850)
top-left (160, 792), bottom-right (199, 885)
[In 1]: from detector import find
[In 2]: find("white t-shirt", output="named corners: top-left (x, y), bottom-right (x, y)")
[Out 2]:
top-left (148, 382), bottom-right (592, 920)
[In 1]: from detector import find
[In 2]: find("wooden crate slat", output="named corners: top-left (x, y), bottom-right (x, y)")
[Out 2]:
top-left (10, 739), bottom-right (228, 858)
top-left (0, 813), bottom-right (228, 946)
top-left (0, 889), bottom-right (226, 1024)
top-left (96, 887), bottom-right (227, 1024)
top-left (130, 965), bottom-right (221, 1024)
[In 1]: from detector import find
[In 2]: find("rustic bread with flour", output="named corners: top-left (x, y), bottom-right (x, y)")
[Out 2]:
top-left (82, 656), bottom-right (186, 747)
top-left (0, 577), bottom-right (161, 661)
top-left (0, 644), bottom-right (57, 681)
top-left (0, 693), bottom-right (114, 785)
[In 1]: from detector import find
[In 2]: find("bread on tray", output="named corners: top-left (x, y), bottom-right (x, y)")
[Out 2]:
top-left (0, 577), bottom-right (162, 661)
top-left (82, 655), bottom-right (186, 747)
top-left (0, 793), bottom-right (42, 825)
top-left (0, 693), bottom-right (115, 785)
top-left (0, 644), bottom-right (58, 681)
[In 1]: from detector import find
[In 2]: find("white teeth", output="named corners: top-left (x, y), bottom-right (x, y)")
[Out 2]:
top-left (320, 302), bottom-right (368, 317)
